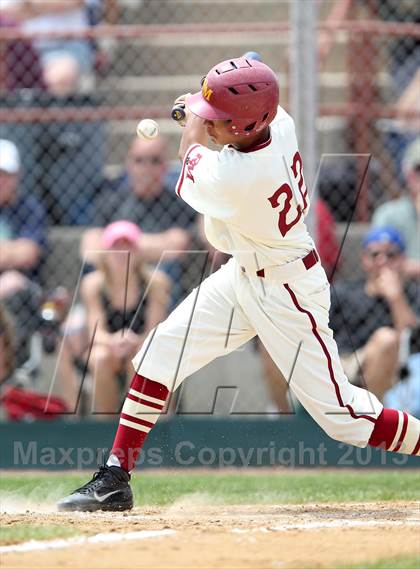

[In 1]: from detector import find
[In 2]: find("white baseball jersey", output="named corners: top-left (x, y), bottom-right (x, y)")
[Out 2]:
top-left (175, 106), bottom-right (314, 272)
top-left (133, 105), bottom-right (384, 450)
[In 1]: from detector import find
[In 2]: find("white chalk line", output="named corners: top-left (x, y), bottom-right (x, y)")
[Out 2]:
top-left (0, 529), bottom-right (176, 554)
top-left (3, 518), bottom-right (419, 554)
top-left (232, 519), bottom-right (420, 533)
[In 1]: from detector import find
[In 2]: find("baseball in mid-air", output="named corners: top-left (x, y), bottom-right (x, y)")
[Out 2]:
top-left (136, 119), bottom-right (159, 140)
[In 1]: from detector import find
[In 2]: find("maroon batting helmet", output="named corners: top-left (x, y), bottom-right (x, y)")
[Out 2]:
top-left (187, 57), bottom-right (279, 136)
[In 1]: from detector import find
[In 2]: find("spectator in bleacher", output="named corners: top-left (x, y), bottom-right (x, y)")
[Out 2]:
top-left (366, 1), bottom-right (420, 181)
top-left (320, 1), bottom-right (419, 184)
top-left (86, 0), bottom-right (120, 77)
top-left (317, 155), bottom-right (384, 223)
top-left (1, 0), bottom-right (100, 93)
top-left (372, 138), bottom-right (420, 280)
top-left (59, 220), bottom-right (170, 417)
top-left (91, 135), bottom-right (196, 238)
top-left (321, 0), bottom-right (419, 96)
top-left (32, 70), bottom-right (105, 226)
top-left (0, 139), bottom-right (46, 280)
top-left (0, 12), bottom-right (44, 91)
top-left (368, 0), bottom-right (419, 96)
top-left (0, 139), bottom-right (46, 366)
top-left (82, 135), bottom-right (196, 305)
top-left (42, 54), bottom-right (82, 97)
top-left (330, 226), bottom-right (420, 411)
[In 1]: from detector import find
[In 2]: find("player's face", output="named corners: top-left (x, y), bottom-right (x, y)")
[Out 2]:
top-left (203, 119), bottom-right (241, 146)
top-left (361, 242), bottom-right (403, 277)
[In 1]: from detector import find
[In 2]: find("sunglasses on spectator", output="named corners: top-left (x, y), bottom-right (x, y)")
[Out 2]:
top-left (130, 155), bottom-right (164, 165)
top-left (366, 248), bottom-right (400, 259)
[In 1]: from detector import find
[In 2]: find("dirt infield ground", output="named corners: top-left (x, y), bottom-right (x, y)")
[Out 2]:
top-left (2, 501), bottom-right (419, 569)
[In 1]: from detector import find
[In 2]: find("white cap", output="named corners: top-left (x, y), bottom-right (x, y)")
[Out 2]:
top-left (0, 139), bottom-right (21, 174)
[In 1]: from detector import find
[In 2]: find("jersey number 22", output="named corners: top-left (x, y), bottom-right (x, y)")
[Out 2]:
top-left (267, 151), bottom-right (308, 237)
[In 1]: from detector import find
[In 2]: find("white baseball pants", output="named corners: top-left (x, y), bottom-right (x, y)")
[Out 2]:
top-left (133, 257), bottom-right (382, 447)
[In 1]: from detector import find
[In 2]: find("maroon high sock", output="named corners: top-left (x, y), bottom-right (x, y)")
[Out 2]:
top-left (369, 408), bottom-right (420, 455)
top-left (109, 374), bottom-right (169, 471)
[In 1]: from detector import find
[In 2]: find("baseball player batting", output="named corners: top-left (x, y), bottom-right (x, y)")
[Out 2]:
top-left (58, 57), bottom-right (419, 512)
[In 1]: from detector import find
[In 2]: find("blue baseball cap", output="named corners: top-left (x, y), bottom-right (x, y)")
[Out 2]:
top-left (363, 226), bottom-right (405, 252)
top-left (243, 51), bottom-right (262, 62)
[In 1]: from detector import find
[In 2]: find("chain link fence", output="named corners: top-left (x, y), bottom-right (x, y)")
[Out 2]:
top-left (0, 0), bottom-right (419, 420)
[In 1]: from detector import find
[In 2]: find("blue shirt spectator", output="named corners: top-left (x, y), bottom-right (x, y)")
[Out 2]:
top-left (94, 173), bottom-right (196, 232)
top-left (0, 139), bottom-right (47, 281)
top-left (0, 194), bottom-right (46, 252)
top-left (0, 139), bottom-right (46, 365)
top-left (330, 227), bottom-right (420, 404)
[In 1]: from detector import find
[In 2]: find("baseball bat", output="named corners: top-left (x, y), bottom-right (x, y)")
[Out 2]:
top-left (171, 104), bottom-right (186, 124)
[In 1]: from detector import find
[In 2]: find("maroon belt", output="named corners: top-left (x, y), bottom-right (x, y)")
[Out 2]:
top-left (242, 249), bottom-right (319, 278)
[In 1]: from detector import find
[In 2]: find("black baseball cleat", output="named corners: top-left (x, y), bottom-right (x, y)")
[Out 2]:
top-left (57, 465), bottom-right (133, 512)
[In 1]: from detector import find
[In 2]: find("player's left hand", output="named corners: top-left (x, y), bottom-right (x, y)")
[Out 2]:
top-left (172, 93), bottom-right (192, 127)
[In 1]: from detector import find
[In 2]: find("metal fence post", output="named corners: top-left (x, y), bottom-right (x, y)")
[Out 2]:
top-left (290, 0), bottom-right (319, 237)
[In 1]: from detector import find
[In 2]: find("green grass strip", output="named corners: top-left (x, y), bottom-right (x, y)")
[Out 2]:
top-left (0, 525), bottom-right (78, 546)
top-left (1, 470), bottom-right (419, 506)
top-left (334, 555), bottom-right (420, 569)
